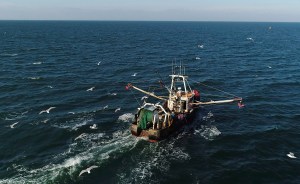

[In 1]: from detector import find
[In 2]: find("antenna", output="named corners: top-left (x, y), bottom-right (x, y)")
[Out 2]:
top-left (175, 58), bottom-right (177, 72)
top-left (172, 60), bottom-right (173, 74)
top-left (171, 59), bottom-right (187, 76)
top-left (180, 60), bottom-right (182, 75)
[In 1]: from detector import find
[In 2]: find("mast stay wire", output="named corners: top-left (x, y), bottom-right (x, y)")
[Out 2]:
top-left (129, 88), bottom-right (141, 107)
top-left (189, 78), bottom-right (240, 99)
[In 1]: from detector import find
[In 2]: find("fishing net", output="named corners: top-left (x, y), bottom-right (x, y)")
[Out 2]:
top-left (138, 109), bottom-right (153, 129)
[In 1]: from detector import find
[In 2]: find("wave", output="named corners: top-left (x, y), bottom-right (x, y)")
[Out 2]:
top-left (2, 111), bottom-right (28, 121)
top-left (0, 53), bottom-right (18, 57)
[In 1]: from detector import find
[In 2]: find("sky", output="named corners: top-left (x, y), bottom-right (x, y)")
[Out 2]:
top-left (0, 0), bottom-right (299, 22)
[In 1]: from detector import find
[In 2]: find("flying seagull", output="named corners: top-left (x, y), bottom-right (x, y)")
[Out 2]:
top-left (97, 61), bottom-right (101, 65)
top-left (131, 73), bottom-right (138, 77)
top-left (10, 122), bottom-right (19, 128)
top-left (79, 165), bottom-right (99, 176)
top-left (42, 119), bottom-right (49, 124)
top-left (86, 87), bottom-right (95, 91)
top-left (90, 124), bottom-right (98, 129)
top-left (247, 37), bottom-right (254, 41)
top-left (75, 133), bottom-right (87, 141)
top-left (141, 96), bottom-right (148, 101)
top-left (287, 152), bottom-right (297, 159)
top-left (39, 107), bottom-right (56, 114)
top-left (115, 107), bottom-right (121, 113)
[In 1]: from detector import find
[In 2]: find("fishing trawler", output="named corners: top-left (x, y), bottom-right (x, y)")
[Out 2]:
top-left (126, 64), bottom-right (243, 142)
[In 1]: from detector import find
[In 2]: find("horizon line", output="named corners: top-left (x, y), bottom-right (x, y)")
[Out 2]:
top-left (0, 19), bottom-right (299, 23)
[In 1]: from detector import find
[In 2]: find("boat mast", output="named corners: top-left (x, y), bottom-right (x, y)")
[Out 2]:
top-left (168, 62), bottom-right (194, 113)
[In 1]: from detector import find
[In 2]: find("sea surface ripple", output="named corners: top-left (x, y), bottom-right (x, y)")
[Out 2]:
top-left (0, 21), bottom-right (300, 184)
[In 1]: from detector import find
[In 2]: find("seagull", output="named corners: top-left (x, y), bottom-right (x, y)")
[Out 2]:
top-left (287, 152), bottom-right (297, 159)
top-left (131, 73), bottom-right (138, 77)
top-left (198, 44), bottom-right (204, 48)
top-left (247, 37), bottom-right (254, 41)
top-left (48, 86), bottom-right (53, 89)
top-left (21, 111), bottom-right (28, 115)
top-left (141, 96), bottom-right (148, 101)
top-left (267, 66), bottom-right (272, 69)
top-left (86, 87), bottom-right (95, 91)
top-left (42, 119), bottom-right (49, 123)
top-left (75, 133), bottom-right (87, 141)
top-left (10, 122), bottom-right (19, 128)
top-left (115, 107), bottom-right (121, 113)
top-left (109, 92), bottom-right (117, 96)
top-left (97, 61), bottom-right (101, 65)
top-left (39, 107), bottom-right (56, 114)
top-left (195, 57), bottom-right (201, 60)
top-left (103, 105), bottom-right (108, 110)
top-left (79, 165), bottom-right (99, 176)
top-left (90, 124), bottom-right (98, 129)
top-left (68, 112), bottom-right (75, 114)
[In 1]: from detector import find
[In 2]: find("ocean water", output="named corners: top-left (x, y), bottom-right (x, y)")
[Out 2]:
top-left (0, 21), bottom-right (300, 184)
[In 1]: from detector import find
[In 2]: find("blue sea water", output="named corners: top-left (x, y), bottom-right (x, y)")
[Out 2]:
top-left (0, 21), bottom-right (300, 184)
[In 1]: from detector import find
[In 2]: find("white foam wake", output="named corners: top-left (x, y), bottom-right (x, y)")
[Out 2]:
top-left (0, 130), bottom-right (138, 184)
top-left (194, 125), bottom-right (221, 140)
top-left (117, 139), bottom-right (190, 183)
top-left (118, 113), bottom-right (134, 122)
top-left (193, 111), bottom-right (221, 140)
top-left (52, 114), bottom-right (94, 131)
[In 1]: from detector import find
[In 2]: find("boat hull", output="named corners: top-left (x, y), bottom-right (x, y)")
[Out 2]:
top-left (130, 110), bottom-right (196, 142)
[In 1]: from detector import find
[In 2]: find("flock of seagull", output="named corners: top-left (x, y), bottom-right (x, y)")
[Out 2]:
top-left (26, 69), bottom-right (141, 177)
top-left (75, 71), bottom-right (140, 176)
top-left (8, 42), bottom-right (278, 177)
top-left (8, 79), bottom-right (127, 131)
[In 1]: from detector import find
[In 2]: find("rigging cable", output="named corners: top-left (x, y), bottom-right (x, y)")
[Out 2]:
top-left (189, 78), bottom-right (240, 98)
top-left (129, 88), bottom-right (141, 107)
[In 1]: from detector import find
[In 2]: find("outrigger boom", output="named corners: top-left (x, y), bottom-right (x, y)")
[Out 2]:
top-left (126, 83), bottom-right (242, 107)
top-left (191, 98), bottom-right (243, 106)
top-left (127, 83), bottom-right (167, 101)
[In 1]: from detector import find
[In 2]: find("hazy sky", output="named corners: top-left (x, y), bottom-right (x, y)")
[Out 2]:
top-left (0, 0), bottom-right (299, 22)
